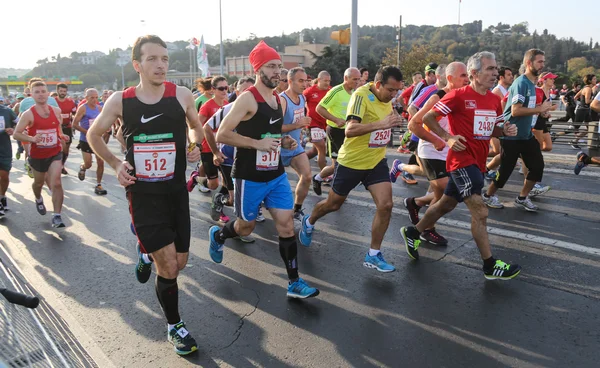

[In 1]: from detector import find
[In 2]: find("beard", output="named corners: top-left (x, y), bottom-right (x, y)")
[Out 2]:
top-left (531, 68), bottom-right (542, 77)
top-left (59, 93), bottom-right (67, 99)
top-left (260, 70), bottom-right (278, 89)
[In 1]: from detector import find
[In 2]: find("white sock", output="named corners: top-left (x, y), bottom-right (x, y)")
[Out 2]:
top-left (315, 174), bottom-right (323, 181)
top-left (368, 249), bottom-right (381, 256)
top-left (36, 197), bottom-right (43, 203)
top-left (305, 217), bottom-right (314, 229)
top-left (399, 163), bottom-right (405, 171)
top-left (53, 213), bottom-right (61, 218)
top-left (141, 253), bottom-right (152, 264)
top-left (168, 321), bottom-right (182, 331)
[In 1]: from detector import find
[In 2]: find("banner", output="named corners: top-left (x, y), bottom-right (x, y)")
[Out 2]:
top-left (197, 35), bottom-right (211, 77)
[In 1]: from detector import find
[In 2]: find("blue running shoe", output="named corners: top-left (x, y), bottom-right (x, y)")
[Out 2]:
top-left (167, 321), bottom-right (198, 355)
top-left (389, 159), bottom-right (402, 183)
top-left (574, 151), bottom-right (588, 175)
top-left (363, 252), bottom-right (396, 272)
top-left (298, 215), bottom-right (313, 247)
top-left (485, 170), bottom-right (497, 181)
top-left (208, 226), bottom-right (224, 263)
top-left (287, 278), bottom-right (320, 299)
top-left (130, 222), bottom-right (136, 236)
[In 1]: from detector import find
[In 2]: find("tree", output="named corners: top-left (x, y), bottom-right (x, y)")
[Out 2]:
top-left (79, 73), bottom-right (103, 87)
top-left (383, 44), bottom-right (450, 77)
top-left (305, 46), bottom-right (349, 84)
top-left (567, 57), bottom-right (588, 76)
top-left (577, 66), bottom-right (597, 79)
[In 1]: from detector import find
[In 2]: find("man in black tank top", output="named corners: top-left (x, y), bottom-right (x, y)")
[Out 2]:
top-left (87, 35), bottom-right (203, 356)
top-left (207, 40), bottom-right (319, 300)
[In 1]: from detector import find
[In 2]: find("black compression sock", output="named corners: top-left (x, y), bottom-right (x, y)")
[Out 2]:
top-left (294, 204), bottom-right (302, 212)
top-left (279, 236), bottom-right (299, 281)
top-left (217, 220), bottom-right (238, 243)
top-left (483, 256), bottom-right (496, 269)
top-left (155, 275), bottom-right (180, 325)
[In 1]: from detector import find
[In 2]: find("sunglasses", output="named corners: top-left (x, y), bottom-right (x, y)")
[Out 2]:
top-left (215, 86), bottom-right (228, 91)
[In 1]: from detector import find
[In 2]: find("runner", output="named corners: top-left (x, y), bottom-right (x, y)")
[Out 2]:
top-left (194, 77), bottom-right (213, 112)
top-left (299, 66), bottom-right (404, 272)
top-left (55, 83), bottom-right (77, 175)
top-left (311, 67), bottom-right (361, 195)
top-left (0, 104), bottom-right (18, 215)
top-left (403, 62), bottom-right (470, 246)
top-left (275, 68), bottom-right (288, 94)
top-left (400, 51), bottom-right (522, 280)
top-left (72, 88), bottom-right (108, 195)
top-left (186, 76), bottom-right (229, 200)
top-left (482, 49), bottom-right (555, 211)
top-left (303, 70), bottom-right (331, 171)
top-left (280, 67), bottom-right (312, 221)
top-left (570, 74), bottom-right (596, 149)
top-left (208, 40), bottom-right (319, 299)
top-left (87, 35), bottom-right (203, 355)
top-left (574, 92), bottom-right (600, 174)
top-left (485, 67), bottom-right (514, 180)
top-left (13, 80), bottom-right (68, 228)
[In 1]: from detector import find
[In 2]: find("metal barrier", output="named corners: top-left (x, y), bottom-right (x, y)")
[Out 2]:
top-left (0, 250), bottom-right (98, 368)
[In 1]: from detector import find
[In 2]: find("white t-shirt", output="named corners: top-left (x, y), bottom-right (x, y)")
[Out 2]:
top-left (417, 115), bottom-right (449, 161)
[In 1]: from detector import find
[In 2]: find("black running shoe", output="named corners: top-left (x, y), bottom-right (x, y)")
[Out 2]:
top-left (312, 175), bottom-right (322, 196)
top-left (483, 259), bottom-right (521, 280)
top-left (210, 188), bottom-right (225, 221)
top-left (94, 184), bottom-right (107, 195)
top-left (135, 243), bottom-right (152, 284)
top-left (403, 197), bottom-right (421, 225)
top-left (420, 228), bottom-right (448, 246)
top-left (36, 199), bottom-right (46, 216)
top-left (1, 196), bottom-right (8, 211)
top-left (400, 226), bottom-right (421, 260)
top-left (78, 166), bottom-right (86, 181)
top-left (168, 322), bottom-right (198, 355)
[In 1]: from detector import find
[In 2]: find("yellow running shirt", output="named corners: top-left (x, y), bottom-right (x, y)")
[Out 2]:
top-left (337, 83), bottom-right (393, 170)
top-left (318, 83), bottom-right (352, 129)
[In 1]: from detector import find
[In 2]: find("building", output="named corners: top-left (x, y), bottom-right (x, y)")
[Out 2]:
top-left (78, 51), bottom-right (106, 65)
top-left (225, 41), bottom-right (327, 77)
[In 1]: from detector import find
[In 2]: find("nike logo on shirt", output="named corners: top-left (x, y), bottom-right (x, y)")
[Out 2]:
top-left (140, 114), bottom-right (164, 123)
top-left (269, 118), bottom-right (281, 125)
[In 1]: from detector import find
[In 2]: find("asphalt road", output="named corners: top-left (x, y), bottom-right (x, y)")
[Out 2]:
top-left (1, 139), bottom-right (599, 368)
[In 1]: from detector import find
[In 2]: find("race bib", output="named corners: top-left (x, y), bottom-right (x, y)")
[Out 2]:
top-left (37, 128), bottom-right (58, 148)
top-left (310, 128), bottom-right (326, 142)
top-left (473, 110), bottom-right (496, 139)
top-left (531, 115), bottom-right (538, 128)
top-left (369, 129), bottom-right (391, 148)
top-left (256, 133), bottom-right (281, 171)
top-left (133, 142), bottom-right (176, 181)
top-left (61, 113), bottom-right (70, 120)
top-left (0, 116), bottom-right (5, 132)
top-left (293, 108), bottom-right (304, 124)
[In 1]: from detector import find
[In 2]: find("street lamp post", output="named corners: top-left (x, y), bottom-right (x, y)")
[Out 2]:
top-left (350, 0), bottom-right (358, 68)
top-left (219, 0), bottom-right (224, 75)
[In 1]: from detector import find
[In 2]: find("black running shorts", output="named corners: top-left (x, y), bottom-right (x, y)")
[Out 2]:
top-left (28, 152), bottom-right (63, 173)
top-left (77, 141), bottom-right (93, 154)
top-left (201, 152), bottom-right (219, 179)
top-left (128, 188), bottom-right (191, 254)
top-left (421, 158), bottom-right (448, 181)
top-left (331, 158), bottom-right (390, 197)
top-left (326, 126), bottom-right (346, 159)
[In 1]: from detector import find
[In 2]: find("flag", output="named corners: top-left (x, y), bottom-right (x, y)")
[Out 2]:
top-left (197, 35), bottom-right (211, 77)
top-left (186, 37), bottom-right (200, 50)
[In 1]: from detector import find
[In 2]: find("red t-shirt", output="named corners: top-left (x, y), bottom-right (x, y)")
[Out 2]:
top-left (55, 98), bottom-right (77, 127)
top-left (199, 98), bottom-right (228, 153)
top-left (432, 85), bottom-right (504, 172)
top-left (29, 106), bottom-right (63, 159)
top-left (303, 84), bottom-right (330, 129)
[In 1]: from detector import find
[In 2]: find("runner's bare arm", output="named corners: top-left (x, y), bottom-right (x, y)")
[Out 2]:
top-left (216, 92), bottom-right (261, 149)
top-left (52, 107), bottom-right (68, 142)
top-left (12, 110), bottom-right (34, 142)
top-left (88, 92), bottom-right (124, 170)
top-left (591, 99), bottom-right (600, 113)
top-left (408, 95), bottom-right (445, 145)
top-left (203, 124), bottom-right (219, 154)
top-left (178, 86), bottom-right (204, 148)
top-left (72, 105), bottom-right (88, 134)
top-left (345, 110), bottom-right (402, 138)
top-left (422, 110), bottom-right (452, 142)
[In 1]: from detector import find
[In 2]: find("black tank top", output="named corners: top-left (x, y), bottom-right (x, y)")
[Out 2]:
top-left (232, 86), bottom-right (284, 182)
top-left (122, 82), bottom-right (187, 193)
top-left (578, 88), bottom-right (591, 109)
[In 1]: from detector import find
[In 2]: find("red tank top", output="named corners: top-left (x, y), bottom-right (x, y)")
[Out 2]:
top-left (29, 106), bottom-right (62, 159)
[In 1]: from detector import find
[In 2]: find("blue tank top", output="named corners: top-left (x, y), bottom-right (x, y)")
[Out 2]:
top-left (280, 92), bottom-right (306, 156)
top-left (79, 104), bottom-right (100, 142)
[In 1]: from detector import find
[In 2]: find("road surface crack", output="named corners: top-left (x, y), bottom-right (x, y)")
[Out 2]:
top-left (425, 238), bottom-right (473, 264)
top-left (221, 286), bottom-right (260, 350)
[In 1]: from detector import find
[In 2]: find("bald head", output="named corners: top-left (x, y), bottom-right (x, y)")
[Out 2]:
top-left (445, 62), bottom-right (469, 89)
top-left (86, 88), bottom-right (99, 98)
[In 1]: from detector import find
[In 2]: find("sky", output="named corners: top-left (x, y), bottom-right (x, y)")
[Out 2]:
top-left (3, 0), bottom-right (595, 70)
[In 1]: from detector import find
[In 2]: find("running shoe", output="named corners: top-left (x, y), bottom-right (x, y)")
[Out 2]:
top-left (569, 139), bottom-right (580, 149)
top-left (287, 278), bottom-right (319, 299)
top-left (210, 191), bottom-right (225, 221)
top-left (529, 183), bottom-right (550, 197)
top-left (135, 243), bottom-right (152, 284)
top-left (400, 130), bottom-right (412, 146)
top-left (234, 235), bottom-right (255, 243)
top-left (15, 151), bottom-right (21, 160)
top-left (219, 212), bottom-right (230, 223)
top-left (167, 322), bottom-right (198, 355)
top-left (61, 168), bottom-right (68, 175)
top-left (312, 175), bottom-right (322, 196)
top-left (78, 166), bottom-right (86, 181)
top-left (94, 184), bottom-right (108, 195)
top-left (293, 208), bottom-right (305, 222)
top-left (186, 170), bottom-right (199, 192)
top-left (483, 259), bottom-right (521, 280)
top-left (322, 175), bottom-right (334, 186)
top-left (1, 197), bottom-right (8, 211)
top-left (198, 183), bottom-right (211, 193)
top-left (298, 214), bottom-right (313, 247)
top-left (51, 214), bottom-right (65, 228)
top-left (0, 203), bottom-right (4, 217)
top-left (485, 170), bottom-right (497, 181)
top-left (26, 163), bottom-right (34, 178)
top-left (420, 228), bottom-right (448, 246)
top-left (482, 194), bottom-right (504, 209)
top-left (255, 207), bottom-right (265, 223)
top-left (550, 132), bottom-right (557, 142)
top-left (574, 151), bottom-right (588, 175)
top-left (397, 147), bottom-right (411, 154)
top-left (35, 199), bottom-right (46, 215)
top-left (403, 197), bottom-right (421, 225)
top-left (400, 226), bottom-right (421, 260)
top-left (208, 226), bottom-right (224, 263)
top-left (514, 197), bottom-right (538, 212)
top-left (389, 159), bottom-right (402, 183)
top-left (363, 252), bottom-right (395, 272)
top-left (401, 171), bottom-right (417, 185)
